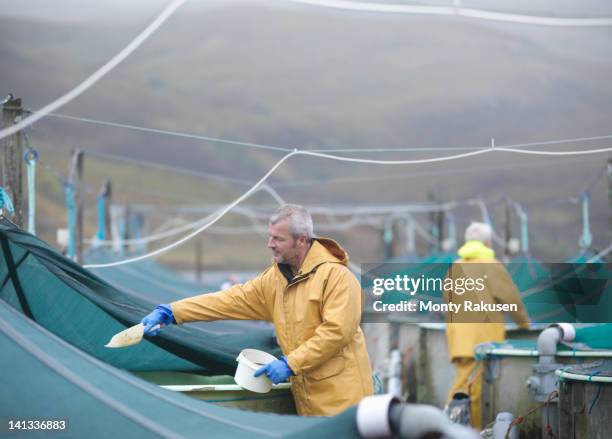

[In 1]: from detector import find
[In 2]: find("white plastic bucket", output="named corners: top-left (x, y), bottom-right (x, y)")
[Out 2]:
top-left (235, 349), bottom-right (278, 393)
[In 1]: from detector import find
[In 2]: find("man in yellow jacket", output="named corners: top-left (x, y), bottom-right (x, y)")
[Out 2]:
top-left (444, 222), bottom-right (530, 429)
top-left (142, 204), bottom-right (373, 416)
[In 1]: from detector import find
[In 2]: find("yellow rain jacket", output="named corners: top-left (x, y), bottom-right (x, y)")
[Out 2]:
top-left (170, 238), bottom-right (373, 416)
top-left (444, 240), bottom-right (530, 360)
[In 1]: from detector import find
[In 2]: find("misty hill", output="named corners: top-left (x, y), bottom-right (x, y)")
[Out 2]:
top-left (0, 0), bottom-right (610, 269)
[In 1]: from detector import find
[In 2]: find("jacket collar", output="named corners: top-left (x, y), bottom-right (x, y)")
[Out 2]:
top-left (296, 237), bottom-right (348, 276)
top-left (274, 237), bottom-right (349, 282)
top-left (457, 240), bottom-right (495, 261)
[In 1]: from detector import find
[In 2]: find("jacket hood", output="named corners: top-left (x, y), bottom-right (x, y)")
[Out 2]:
top-left (457, 240), bottom-right (495, 261)
top-left (298, 237), bottom-right (349, 274)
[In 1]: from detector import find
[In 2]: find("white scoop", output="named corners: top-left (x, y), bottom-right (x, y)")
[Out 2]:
top-left (105, 323), bottom-right (159, 348)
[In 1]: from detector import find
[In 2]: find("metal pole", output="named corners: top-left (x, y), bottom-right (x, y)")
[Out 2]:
top-left (2, 96), bottom-right (24, 227)
top-left (391, 218), bottom-right (406, 258)
top-left (103, 180), bottom-right (112, 242)
top-left (437, 207), bottom-right (445, 252)
top-left (124, 203), bottom-right (131, 254)
top-left (504, 198), bottom-right (512, 260)
top-left (608, 158), bottom-right (612, 234)
top-left (428, 190), bottom-right (441, 253)
top-left (97, 179), bottom-right (112, 242)
top-left (69, 150), bottom-right (84, 263)
top-left (195, 238), bottom-right (203, 283)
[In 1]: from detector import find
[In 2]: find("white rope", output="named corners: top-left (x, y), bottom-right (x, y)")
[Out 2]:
top-left (259, 184), bottom-right (287, 205)
top-left (38, 111), bottom-right (612, 155)
top-left (85, 150), bottom-right (253, 185)
top-left (588, 242), bottom-right (612, 262)
top-left (43, 112), bottom-right (292, 153)
top-left (275, 154), bottom-right (604, 188)
top-left (284, 0), bottom-right (612, 27)
top-left (83, 152), bottom-right (299, 268)
top-left (88, 185), bottom-right (281, 246)
top-left (299, 147), bottom-right (491, 164)
top-left (496, 146), bottom-right (612, 156)
top-left (129, 202), bottom-right (460, 217)
top-left (90, 202), bottom-right (436, 246)
top-left (84, 145), bottom-right (612, 268)
top-left (0, 0), bottom-right (186, 142)
top-left (409, 217), bottom-right (438, 245)
top-left (308, 134), bottom-right (612, 153)
top-left (88, 199), bottom-right (466, 248)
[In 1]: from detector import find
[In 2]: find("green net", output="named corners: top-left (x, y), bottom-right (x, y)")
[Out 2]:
top-left (0, 219), bottom-right (279, 373)
top-left (0, 299), bottom-right (359, 438)
top-left (364, 251), bottom-right (610, 323)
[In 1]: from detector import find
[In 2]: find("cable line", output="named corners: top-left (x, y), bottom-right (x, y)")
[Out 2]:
top-left (0, 0), bottom-right (186, 142)
top-left (84, 144), bottom-right (612, 268)
top-left (285, 0), bottom-right (612, 27)
top-left (42, 112), bottom-right (292, 153)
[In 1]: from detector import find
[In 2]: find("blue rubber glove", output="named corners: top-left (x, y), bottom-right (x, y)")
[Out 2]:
top-left (254, 357), bottom-right (293, 384)
top-left (141, 304), bottom-right (174, 336)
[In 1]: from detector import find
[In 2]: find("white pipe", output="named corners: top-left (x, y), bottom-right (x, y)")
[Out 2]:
top-left (161, 382), bottom-right (291, 392)
top-left (537, 324), bottom-right (576, 359)
top-left (537, 327), bottom-right (562, 358)
top-left (493, 412), bottom-right (518, 439)
top-left (357, 396), bottom-right (480, 439)
top-left (479, 348), bottom-right (612, 358)
top-left (357, 394), bottom-right (402, 438)
top-left (555, 369), bottom-right (612, 383)
top-left (552, 323), bottom-right (577, 342)
top-left (397, 404), bottom-right (479, 439)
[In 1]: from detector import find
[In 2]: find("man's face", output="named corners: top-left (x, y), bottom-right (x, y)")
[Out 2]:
top-left (267, 219), bottom-right (301, 265)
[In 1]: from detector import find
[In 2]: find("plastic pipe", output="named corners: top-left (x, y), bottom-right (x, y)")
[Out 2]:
top-left (398, 404), bottom-right (479, 439)
top-left (555, 369), bottom-right (612, 383)
top-left (356, 394), bottom-right (402, 438)
top-left (161, 383), bottom-right (292, 392)
top-left (537, 324), bottom-right (575, 359)
top-left (357, 395), bottom-right (479, 439)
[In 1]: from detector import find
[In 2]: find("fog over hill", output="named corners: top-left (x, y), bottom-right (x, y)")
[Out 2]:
top-left (1, 0), bottom-right (610, 267)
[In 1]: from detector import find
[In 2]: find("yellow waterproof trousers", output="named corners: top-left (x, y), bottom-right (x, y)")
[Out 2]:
top-left (447, 357), bottom-right (482, 430)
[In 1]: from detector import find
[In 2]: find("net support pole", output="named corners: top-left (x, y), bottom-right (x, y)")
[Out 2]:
top-left (1, 96), bottom-right (24, 228)
top-left (69, 150), bottom-right (85, 263)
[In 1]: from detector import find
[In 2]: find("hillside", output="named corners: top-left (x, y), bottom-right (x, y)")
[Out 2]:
top-left (1, 0), bottom-right (610, 269)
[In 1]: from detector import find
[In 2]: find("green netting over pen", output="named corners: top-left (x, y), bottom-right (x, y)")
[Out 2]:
top-left (84, 248), bottom-right (221, 302)
top-left (0, 219), bottom-right (279, 373)
top-left (84, 247), bottom-right (278, 364)
top-left (363, 250), bottom-right (610, 323)
top-left (0, 299), bottom-right (359, 439)
top-left (518, 261), bottom-right (611, 323)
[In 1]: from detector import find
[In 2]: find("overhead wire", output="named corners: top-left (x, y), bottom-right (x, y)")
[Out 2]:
top-left (3, 0), bottom-right (607, 267)
top-left (274, 154), bottom-right (602, 188)
top-left (588, 242), bottom-right (612, 262)
top-left (25, 125), bottom-right (610, 252)
top-left (39, 112), bottom-right (292, 153)
top-left (88, 185), bottom-right (283, 247)
top-left (29, 110), bottom-right (612, 155)
top-left (101, 200), bottom-right (461, 247)
top-left (84, 150), bottom-right (253, 186)
top-left (0, 0), bottom-right (186, 142)
top-left (83, 144), bottom-right (612, 268)
top-left (284, 0), bottom-right (612, 27)
top-left (308, 134), bottom-right (612, 153)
